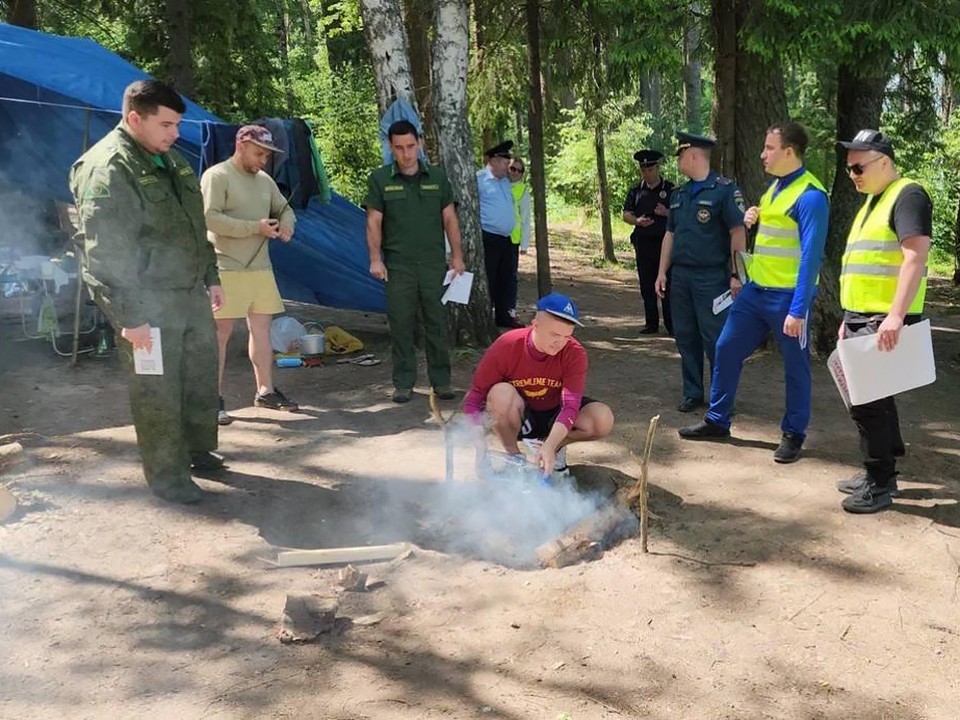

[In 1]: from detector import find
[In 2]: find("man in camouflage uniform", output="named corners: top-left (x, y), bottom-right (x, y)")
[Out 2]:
top-left (70, 79), bottom-right (225, 504)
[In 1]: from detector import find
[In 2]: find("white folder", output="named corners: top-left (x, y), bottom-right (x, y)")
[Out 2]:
top-left (836, 319), bottom-right (936, 405)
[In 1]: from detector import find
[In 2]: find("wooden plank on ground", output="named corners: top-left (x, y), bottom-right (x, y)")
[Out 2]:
top-left (276, 542), bottom-right (410, 568)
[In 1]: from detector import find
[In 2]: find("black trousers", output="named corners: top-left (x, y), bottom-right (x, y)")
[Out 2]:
top-left (483, 231), bottom-right (516, 325)
top-left (634, 241), bottom-right (671, 332)
top-left (844, 316), bottom-right (909, 486)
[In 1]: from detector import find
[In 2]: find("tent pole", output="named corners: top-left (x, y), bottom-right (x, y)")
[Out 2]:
top-left (71, 107), bottom-right (92, 367)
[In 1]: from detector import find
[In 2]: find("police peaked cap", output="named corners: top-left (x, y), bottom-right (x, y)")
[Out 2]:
top-left (633, 150), bottom-right (664, 166)
top-left (675, 131), bottom-right (716, 155)
top-left (484, 140), bottom-right (514, 159)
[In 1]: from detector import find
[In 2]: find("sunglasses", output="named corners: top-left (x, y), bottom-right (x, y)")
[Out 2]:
top-left (508, 166), bottom-right (524, 174)
top-left (846, 156), bottom-right (883, 176)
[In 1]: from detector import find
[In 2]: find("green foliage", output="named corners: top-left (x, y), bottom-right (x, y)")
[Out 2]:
top-left (292, 45), bottom-right (380, 204)
top-left (547, 101), bottom-right (656, 211)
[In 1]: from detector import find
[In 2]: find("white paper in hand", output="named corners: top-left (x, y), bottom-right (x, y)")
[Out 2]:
top-left (133, 327), bottom-right (164, 376)
top-left (837, 319), bottom-right (936, 405)
top-left (712, 289), bottom-right (733, 315)
top-left (827, 349), bottom-right (851, 409)
top-left (441, 271), bottom-right (474, 305)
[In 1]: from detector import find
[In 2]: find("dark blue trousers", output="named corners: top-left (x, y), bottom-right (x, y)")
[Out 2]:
top-left (705, 282), bottom-right (811, 439)
top-left (670, 265), bottom-right (730, 402)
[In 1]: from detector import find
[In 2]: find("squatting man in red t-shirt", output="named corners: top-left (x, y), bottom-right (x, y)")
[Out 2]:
top-left (462, 293), bottom-right (615, 477)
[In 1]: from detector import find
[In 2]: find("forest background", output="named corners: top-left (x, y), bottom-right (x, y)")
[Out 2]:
top-left (4, 0), bottom-right (960, 353)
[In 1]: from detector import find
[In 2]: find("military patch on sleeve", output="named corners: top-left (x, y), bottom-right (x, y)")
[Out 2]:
top-left (85, 182), bottom-right (111, 200)
top-left (733, 189), bottom-right (746, 213)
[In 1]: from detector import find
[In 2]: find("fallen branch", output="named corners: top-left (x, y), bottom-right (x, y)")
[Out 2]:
top-left (276, 543), bottom-right (410, 568)
top-left (648, 551), bottom-right (757, 568)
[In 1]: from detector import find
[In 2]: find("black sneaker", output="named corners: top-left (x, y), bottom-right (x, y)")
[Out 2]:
top-left (677, 397), bottom-right (704, 413)
top-left (217, 396), bottom-right (234, 426)
top-left (842, 481), bottom-right (893, 514)
top-left (433, 386), bottom-right (456, 400)
top-left (836, 471), bottom-right (901, 498)
top-left (190, 451), bottom-right (226, 472)
top-left (639, 327), bottom-right (659, 335)
top-left (773, 432), bottom-right (803, 464)
top-left (255, 387), bottom-right (299, 412)
top-left (678, 419), bottom-right (730, 440)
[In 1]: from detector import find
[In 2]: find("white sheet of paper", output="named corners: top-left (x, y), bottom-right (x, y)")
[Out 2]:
top-left (713, 289), bottom-right (733, 315)
top-left (441, 271), bottom-right (474, 305)
top-left (837, 319), bottom-right (936, 405)
top-left (826, 349), bottom-right (851, 410)
top-left (133, 327), bottom-right (164, 376)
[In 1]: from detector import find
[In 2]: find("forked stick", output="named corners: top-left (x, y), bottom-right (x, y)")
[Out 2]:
top-left (627, 414), bottom-right (660, 552)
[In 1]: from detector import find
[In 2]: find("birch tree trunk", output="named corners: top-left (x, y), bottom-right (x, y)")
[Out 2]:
top-left (433, 0), bottom-right (496, 346)
top-left (359, 0), bottom-right (418, 113)
top-left (596, 123), bottom-right (616, 263)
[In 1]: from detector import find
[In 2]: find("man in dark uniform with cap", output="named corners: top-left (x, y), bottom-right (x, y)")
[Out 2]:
top-left (622, 149), bottom-right (675, 334)
top-left (656, 132), bottom-right (746, 412)
top-left (477, 140), bottom-right (520, 328)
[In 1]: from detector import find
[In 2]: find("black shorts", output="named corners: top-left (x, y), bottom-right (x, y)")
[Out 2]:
top-left (519, 396), bottom-right (597, 440)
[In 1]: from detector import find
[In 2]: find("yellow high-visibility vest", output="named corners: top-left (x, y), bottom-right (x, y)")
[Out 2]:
top-left (510, 181), bottom-right (528, 245)
top-left (840, 177), bottom-right (927, 314)
top-left (751, 170), bottom-right (826, 289)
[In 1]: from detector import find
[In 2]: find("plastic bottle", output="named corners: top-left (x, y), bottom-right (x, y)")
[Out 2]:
top-left (276, 357), bottom-right (303, 368)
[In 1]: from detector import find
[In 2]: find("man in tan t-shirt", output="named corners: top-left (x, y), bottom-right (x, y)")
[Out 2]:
top-left (201, 125), bottom-right (298, 422)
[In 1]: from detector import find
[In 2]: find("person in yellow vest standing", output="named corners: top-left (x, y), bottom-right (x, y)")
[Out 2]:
top-left (833, 129), bottom-right (932, 513)
top-left (508, 158), bottom-right (531, 320)
top-left (679, 122), bottom-right (829, 464)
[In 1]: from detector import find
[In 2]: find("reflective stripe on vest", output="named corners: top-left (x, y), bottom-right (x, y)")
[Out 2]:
top-left (840, 177), bottom-right (927, 314)
top-left (750, 170), bottom-right (826, 289)
top-left (510, 182), bottom-right (527, 245)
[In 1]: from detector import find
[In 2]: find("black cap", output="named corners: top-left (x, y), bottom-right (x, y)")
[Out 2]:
top-left (484, 140), bottom-right (513, 159)
top-left (837, 129), bottom-right (894, 159)
top-left (633, 149), bottom-right (664, 167)
top-left (675, 131), bottom-right (716, 155)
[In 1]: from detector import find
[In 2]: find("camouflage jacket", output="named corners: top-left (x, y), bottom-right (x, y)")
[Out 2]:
top-left (69, 124), bottom-right (219, 328)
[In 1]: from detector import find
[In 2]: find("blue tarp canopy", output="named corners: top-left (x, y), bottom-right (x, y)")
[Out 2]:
top-left (0, 23), bottom-right (385, 313)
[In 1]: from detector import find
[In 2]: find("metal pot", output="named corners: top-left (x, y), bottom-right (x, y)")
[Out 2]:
top-left (301, 333), bottom-right (325, 356)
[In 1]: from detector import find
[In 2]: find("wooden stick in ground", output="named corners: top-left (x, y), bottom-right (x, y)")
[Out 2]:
top-left (626, 415), bottom-right (660, 553)
top-left (429, 391), bottom-right (455, 482)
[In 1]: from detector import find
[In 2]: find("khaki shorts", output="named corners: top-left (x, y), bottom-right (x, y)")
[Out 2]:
top-left (214, 269), bottom-right (285, 320)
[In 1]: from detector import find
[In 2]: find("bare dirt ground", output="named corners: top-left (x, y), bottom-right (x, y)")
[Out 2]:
top-left (2, 243), bottom-right (959, 720)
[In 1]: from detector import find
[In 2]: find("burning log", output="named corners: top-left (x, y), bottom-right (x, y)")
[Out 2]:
top-left (535, 502), bottom-right (639, 569)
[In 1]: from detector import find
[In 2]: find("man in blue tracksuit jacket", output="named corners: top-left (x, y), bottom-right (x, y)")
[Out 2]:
top-left (678, 121), bottom-right (829, 464)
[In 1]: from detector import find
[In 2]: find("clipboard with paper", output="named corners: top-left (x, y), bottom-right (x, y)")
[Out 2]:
top-left (833, 320), bottom-right (936, 406)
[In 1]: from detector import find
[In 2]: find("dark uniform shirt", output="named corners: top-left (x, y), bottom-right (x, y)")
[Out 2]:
top-left (364, 161), bottom-right (455, 267)
top-left (667, 171), bottom-right (745, 268)
top-left (623, 178), bottom-right (675, 244)
top-left (69, 124), bottom-right (219, 329)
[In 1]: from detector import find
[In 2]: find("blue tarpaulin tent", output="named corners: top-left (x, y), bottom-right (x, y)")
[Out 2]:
top-left (0, 22), bottom-right (386, 313)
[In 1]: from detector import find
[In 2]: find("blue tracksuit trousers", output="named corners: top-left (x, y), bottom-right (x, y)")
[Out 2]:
top-left (704, 282), bottom-right (811, 440)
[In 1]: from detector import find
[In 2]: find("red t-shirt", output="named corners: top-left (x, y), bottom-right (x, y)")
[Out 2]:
top-left (463, 328), bottom-right (588, 429)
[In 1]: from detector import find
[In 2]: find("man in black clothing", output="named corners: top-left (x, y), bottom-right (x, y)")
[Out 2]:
top-left (834, 129), bottom-right (932, 514)
top-left (622, 150), bottom-right (674, 334)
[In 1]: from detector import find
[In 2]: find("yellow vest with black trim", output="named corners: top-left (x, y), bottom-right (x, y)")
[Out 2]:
top-left (751, 170), bottom-right (826, 289)
top-left (840, 177), bottom-right (927, 314)
top-left (510, 181), bottom-right (527, 245)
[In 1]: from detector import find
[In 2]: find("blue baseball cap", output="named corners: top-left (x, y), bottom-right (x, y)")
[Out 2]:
top-left (536, 292), bottom-right (583, 326)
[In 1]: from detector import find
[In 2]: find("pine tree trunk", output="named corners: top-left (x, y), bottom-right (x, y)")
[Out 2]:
top-left (164, 0), bottom-right (194, 95)
top-left (596, 123), bottom-right (617, 263)
top-left (432, 0), bottom-right (496, 346)
top-left (359, 0), bottom-right (417, 113)
top-left (6, 0), bottom-right (37, 28)
top-left (526, 0), bottom-right (551, 298)
top-left (811, 60), bottom-right (890, 355)
top-left (682, 4), bottom-right (703, 133)
top-left (403, 0), bottom-right (438, 159)
top-left (711, 0), bottom-right (736, 176)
